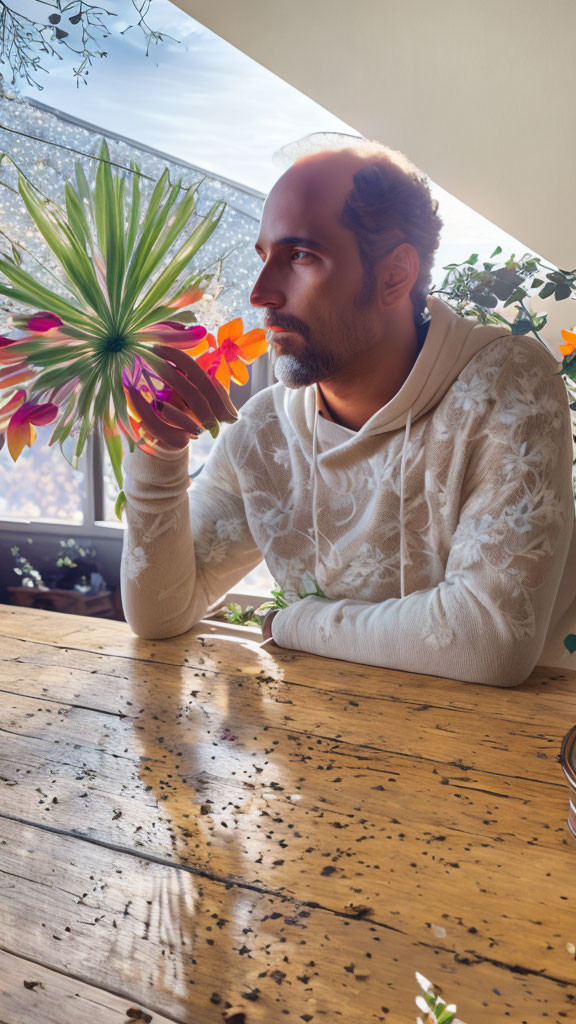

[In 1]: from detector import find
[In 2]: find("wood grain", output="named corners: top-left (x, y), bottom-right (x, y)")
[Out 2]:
top-left (1, 605), bottom-right (576, 1024)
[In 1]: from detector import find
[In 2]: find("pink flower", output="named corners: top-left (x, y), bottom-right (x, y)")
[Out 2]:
top-left (2, 395), bottom-right (59, 461)
top-left (26, 312), bottom-right (63, 333)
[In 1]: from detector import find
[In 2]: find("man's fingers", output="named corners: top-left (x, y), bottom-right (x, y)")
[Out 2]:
top-left (154, 398), bottom-right (204, 436)
top-left (126, 386), bottom-right (191, 449)
top-left (152, 344), bottom-right (239, 424)
top-left (144, 354), bottom-right (219, 430)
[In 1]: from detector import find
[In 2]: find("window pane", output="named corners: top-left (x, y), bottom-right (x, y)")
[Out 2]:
top-left (236, 561), bottom-right (275, 597)
top-left (0, 424), bottom-right (85, 524)
top-left (102, 427), bottom-right (230, 522)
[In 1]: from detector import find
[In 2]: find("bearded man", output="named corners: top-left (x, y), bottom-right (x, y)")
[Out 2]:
top-left (120, 138), bottom-right (576, 686)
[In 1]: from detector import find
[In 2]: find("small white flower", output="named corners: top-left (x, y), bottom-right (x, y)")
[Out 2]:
top-left (122, 545), bottom-right (147, 579)
top-left (451, 373), bottom-right (492, 416)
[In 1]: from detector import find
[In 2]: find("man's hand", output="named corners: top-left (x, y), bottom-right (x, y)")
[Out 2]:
top-left (261, 607), bottom-right (281, 641)
top-left (126, 346), bottom-right (238, 453)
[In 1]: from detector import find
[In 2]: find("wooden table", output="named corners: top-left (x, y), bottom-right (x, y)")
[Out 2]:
top-left (1, 605), bottom-right (575, 1024)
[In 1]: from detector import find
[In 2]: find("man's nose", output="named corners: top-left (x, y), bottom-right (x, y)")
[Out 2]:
top-left (249, 263), bottom-right (283, 308)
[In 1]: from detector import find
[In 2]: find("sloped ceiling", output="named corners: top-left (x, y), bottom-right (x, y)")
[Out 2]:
top-left (175, 0), bottom-right (575, 271)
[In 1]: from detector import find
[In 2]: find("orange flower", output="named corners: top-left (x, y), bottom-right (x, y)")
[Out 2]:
top-left (195, 318), bottom-right (267, 391)
top-left (560, 328), bottom-right (576, 358)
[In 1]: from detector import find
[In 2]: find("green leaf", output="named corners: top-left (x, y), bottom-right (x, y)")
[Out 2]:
top-left (17, 172), bottom-right (112, 326)
top-left (123, 177), bottom-right (201, 308)
top-left (510, 318), bottom-right (533, 335)
top-left (74, 162), bottom-right (92, 203)
top-left (104, 425), bottom-right (124, 490)
top-left (538, 281), bottom-right (556, 300)
top-left (118, 167), bottom-right (175, 319)
top-left (64, 180), bottom-right (91, 250)
top-left (115, 489), bottom-right (127, 521)
top-left (502, 286), bottom-right (527, 307)
top-left (466, 253), bottom-right (479, 265)
top-left (125, 160), bottom-right (141, 261)
top-left (530, 278), bottom-right (544, 289)
top-left (47, 393), bottom-right (77, 446)
top-left (108, 360), bottom-right (132, 434)
top-left (437, 1005), bottom-right (457, 1024)
top-left (490, 245), bottom-right (503, 258)
top-left (93, 139), bottom-right (126, 323)
top-left (0, 259), bottom-right (99, 331)
top-left (74, 410), bottom-right (92, 461)
top-left (93, 377), bottom-right (113, 422)
top-left (564, 633), bottom-right (576, 653)
top-left (555, 283), bottom-right (572, 300)
top-left (164, 310), bottom-right (197, 324)
top-left (127, 199), bottom-right (225, 330)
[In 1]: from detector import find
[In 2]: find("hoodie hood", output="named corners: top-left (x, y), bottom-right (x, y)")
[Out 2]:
top-left (283, 293), bottom-right (529, 457)
top-left (280, 293), bottom-right (554, 600)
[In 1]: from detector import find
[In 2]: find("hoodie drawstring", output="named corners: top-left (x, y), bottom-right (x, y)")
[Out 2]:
top-left (311, 406), bottom-right (320, 582)
top-left (399, 406), bottom-right (412, 599)
top-left (311, 402), bottom-right (413, 599)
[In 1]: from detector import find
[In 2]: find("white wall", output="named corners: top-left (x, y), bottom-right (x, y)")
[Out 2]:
top-left (176, 0), bottom-right (575, 271)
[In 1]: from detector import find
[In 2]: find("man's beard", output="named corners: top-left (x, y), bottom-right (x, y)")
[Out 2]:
top-left (270, 346), bottom-right (342, 388)
top-left (269, 319), bottom-right (363, 388)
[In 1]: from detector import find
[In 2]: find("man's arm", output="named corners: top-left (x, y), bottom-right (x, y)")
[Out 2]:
top-left (271, 343), bottom-right (575, 686)
top-left (121, 431), bottom-right (263, 640)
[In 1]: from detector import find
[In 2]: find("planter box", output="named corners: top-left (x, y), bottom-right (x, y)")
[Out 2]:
top-left (8, 585), bottom-right (117, 619)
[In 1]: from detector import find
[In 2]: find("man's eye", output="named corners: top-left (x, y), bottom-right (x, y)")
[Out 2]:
top-left (291, 250), bottom-right (314, 261)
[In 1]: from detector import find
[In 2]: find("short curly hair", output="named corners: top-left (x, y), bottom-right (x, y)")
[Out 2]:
top-left (293, 138), bottom-right (443, 325)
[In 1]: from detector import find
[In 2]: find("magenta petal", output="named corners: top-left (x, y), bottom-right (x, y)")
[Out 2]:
top-left (140, 327), bottom-right (207, 344)
top-left (156, 322), bottom-right (207, 340)
top-left (30, 402), bottom-right (59, 426)
top-left (12, 400), bottom-right (58, 427)
top-left (26, 313), bottom-right (63, 332)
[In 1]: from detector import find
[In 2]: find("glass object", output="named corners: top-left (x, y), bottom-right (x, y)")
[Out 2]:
top-left (0, 423), bottom-right (85, 523)
top-left (560, 724), bottom-right (576, 840)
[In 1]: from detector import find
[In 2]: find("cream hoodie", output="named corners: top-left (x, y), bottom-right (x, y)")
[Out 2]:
top-left (120, 295), bottom-right (576, 686)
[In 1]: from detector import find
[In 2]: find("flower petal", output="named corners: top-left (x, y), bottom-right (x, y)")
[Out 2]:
top-left (0, 388), bottom-right (26, 428)
top-left (183, 338), bottom-right (209, 358)
top-left (195, 350), bottom-right (219, 374)
top-left (169, 287), bottom-right (204, 309)
top-left (26, 312), bottom-right (63, 332)
top-left (214, 359), bottom-right (231, 390)
top-left (28, 402), bottom-right (59, 427)
top-left (228, 358), bottom-right (250, 386)
top-left (0, 366), bottom-right (36, 390)
top-left (239, 334), bottom-right (269, 361)
top-left (217, 318), bottom-right (243, 346)
top-left (138, 324), bottom-right (207, 343)
top-left (7, 419), bottom-right (34, 461)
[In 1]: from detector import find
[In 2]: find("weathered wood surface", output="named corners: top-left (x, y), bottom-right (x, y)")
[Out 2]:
top-left (1, 604), bottom-right (576, 1024)
top-left (0, 948), bottom-right (175, 1024)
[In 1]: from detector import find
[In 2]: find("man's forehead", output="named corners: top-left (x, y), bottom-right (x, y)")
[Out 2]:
top-left (256, 155), bottom-right (362, 249)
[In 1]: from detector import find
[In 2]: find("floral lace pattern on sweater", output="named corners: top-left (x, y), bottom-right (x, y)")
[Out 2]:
top-left (121, 333), bottom-right (574, 661)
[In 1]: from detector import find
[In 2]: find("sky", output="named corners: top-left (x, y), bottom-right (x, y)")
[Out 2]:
top-left (2, 0), bottom-right (539, 272)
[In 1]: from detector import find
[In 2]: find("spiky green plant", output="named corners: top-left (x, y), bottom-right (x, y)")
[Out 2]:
top-left (0, 139), bottom-right (245, 519)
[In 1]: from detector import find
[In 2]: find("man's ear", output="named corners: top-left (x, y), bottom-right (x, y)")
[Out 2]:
top-left (377, 243), bottom-right (420, 310)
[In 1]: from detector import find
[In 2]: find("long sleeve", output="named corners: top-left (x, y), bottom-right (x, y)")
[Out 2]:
top-left (271, 344), bottom-right (575, 687)
top-left (120, 432), bottom-right (263, 640)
